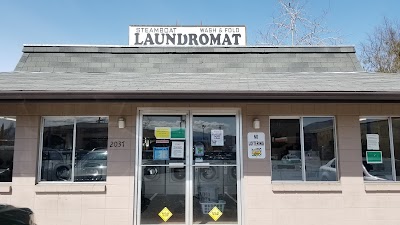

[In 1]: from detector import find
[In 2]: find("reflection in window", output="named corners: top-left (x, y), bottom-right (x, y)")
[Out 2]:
top-left (41, 118), bottom-right (74, 181)
top-left (304, 117), bottom-right (336, 181)
top-left (75, 117), bottom-right (108, 182)
top-left (393, 118), bottom-right (400, 181)
top-left (360, 117), bottom-right (399, 181)
top-left (271, 117), bottom-right (337, 181)
top-left (0, 117), bottom-right (16, 182)
top-left (192, 116), bottom-right (237, 164)
top-left (271, 119), bottom-right (302, 181)
top-left (40, 117), bottom-right (108, 182)
top-left (141, 115), bottom-right (186, 165)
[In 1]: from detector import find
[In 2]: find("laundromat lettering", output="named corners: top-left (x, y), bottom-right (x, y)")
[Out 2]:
top-left (133, 33), bottom-right (241, 46)
top-left (129, 26), bottom-right (246, 47)
top-left (199, 27), bottom-right (241, 33)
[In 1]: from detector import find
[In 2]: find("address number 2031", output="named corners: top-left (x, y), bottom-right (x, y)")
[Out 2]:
top-left (109, 141), bottom-right (125, 148)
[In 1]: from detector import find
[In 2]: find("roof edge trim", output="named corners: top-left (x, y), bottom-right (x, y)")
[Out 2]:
top-left (1, 91), bottom-right (399, 101)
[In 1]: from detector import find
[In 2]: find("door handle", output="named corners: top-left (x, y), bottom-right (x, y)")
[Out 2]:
top-left (169, 163), bottom-right (185, 168)
top-left (195, 163), bottom-right (210, 168)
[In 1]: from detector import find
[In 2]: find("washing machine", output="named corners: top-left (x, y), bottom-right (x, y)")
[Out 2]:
top-left (165, 167), bottom-right (186, 195)
top-left (195, 166), bottom-right (224, 198)
top-left (223, 166), bottom-right (237, 195)
top-left (143, 166), bottom-right (166, 195)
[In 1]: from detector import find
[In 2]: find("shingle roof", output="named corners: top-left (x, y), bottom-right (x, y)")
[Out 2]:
top-left (15, 45), bottom-right (362, 73)
top-left (0, 71), bottom-right (399, 100)
top-left (5, 45), bottom-right (399, 101)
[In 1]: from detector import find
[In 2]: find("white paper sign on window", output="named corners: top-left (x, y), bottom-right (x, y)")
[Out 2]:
top-left (367, 134), bottom-right (379, 150)
top-left (171, 141), bottom-right (185, 159)
top-left (211, 130), bottom-right (224, 146)
top-left (248, 132), bottom-right (266, 159)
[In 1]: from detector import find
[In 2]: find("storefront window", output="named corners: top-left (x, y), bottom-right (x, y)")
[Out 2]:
top-left (270, 119), bottom-right (302, 181)
top-left (0, 117), bottom-right (16, 182)
top-left (393, 118), bottom-right (400, 181)
top-left (40, 116), bottom-right (108, 182)
top-left (360, 117), bottom-right (400, 181)
top-left (304, 117), bottom-right (336, 181)
top-left (270, 117), bottom-right (337, 181)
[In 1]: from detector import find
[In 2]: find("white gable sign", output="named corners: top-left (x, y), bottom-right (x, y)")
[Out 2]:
top-left (129, 26), bottom-right (246, 47)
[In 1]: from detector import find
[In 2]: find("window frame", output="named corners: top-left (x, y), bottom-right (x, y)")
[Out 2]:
top-left (359, 116), bottom-right (399, 182)
top-left (269, 116), bottom-right (338, 182)
top-left (0, 116), bottom-right (16, 183)
top-left (37, 116), bottom-right (109, 183)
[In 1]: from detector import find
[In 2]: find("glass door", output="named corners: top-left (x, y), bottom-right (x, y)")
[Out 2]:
top-left (191, 115), bottom-right (239, 224)
top-left (139, 114), bottom-right (189, 224)
top-left (137, 111), bottom-right (240, 225)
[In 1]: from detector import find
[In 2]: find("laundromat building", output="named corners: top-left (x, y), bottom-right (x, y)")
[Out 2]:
top-left (1, 26), bottom-right (400, 225)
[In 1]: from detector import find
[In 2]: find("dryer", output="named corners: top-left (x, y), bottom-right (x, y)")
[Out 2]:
top-left (143, 166), bottom-right (166, 195)
top-left (165, 167), bottom-right (186, 195)
top-left (195, 166), bottom-right (224, 198)
top-left (223, 166), bottom-right (237, 195)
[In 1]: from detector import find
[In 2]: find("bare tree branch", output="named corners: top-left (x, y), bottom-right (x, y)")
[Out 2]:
top-left (258, 0), bottom-right (342, 46)
top-left (360, 17), bottom-right (400, 72)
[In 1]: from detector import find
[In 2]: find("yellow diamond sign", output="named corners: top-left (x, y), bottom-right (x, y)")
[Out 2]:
top-left (158, 207), bottom-right (173, 222)
top-left (208, 206), bottom-right (223, 221)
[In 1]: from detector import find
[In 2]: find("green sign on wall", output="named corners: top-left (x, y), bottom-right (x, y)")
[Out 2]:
top-left (366, 151), bottom-right (382, 164)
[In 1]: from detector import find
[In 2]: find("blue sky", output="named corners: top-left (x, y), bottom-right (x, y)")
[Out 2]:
top-left (0, 0), bottom-right (399, 72)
